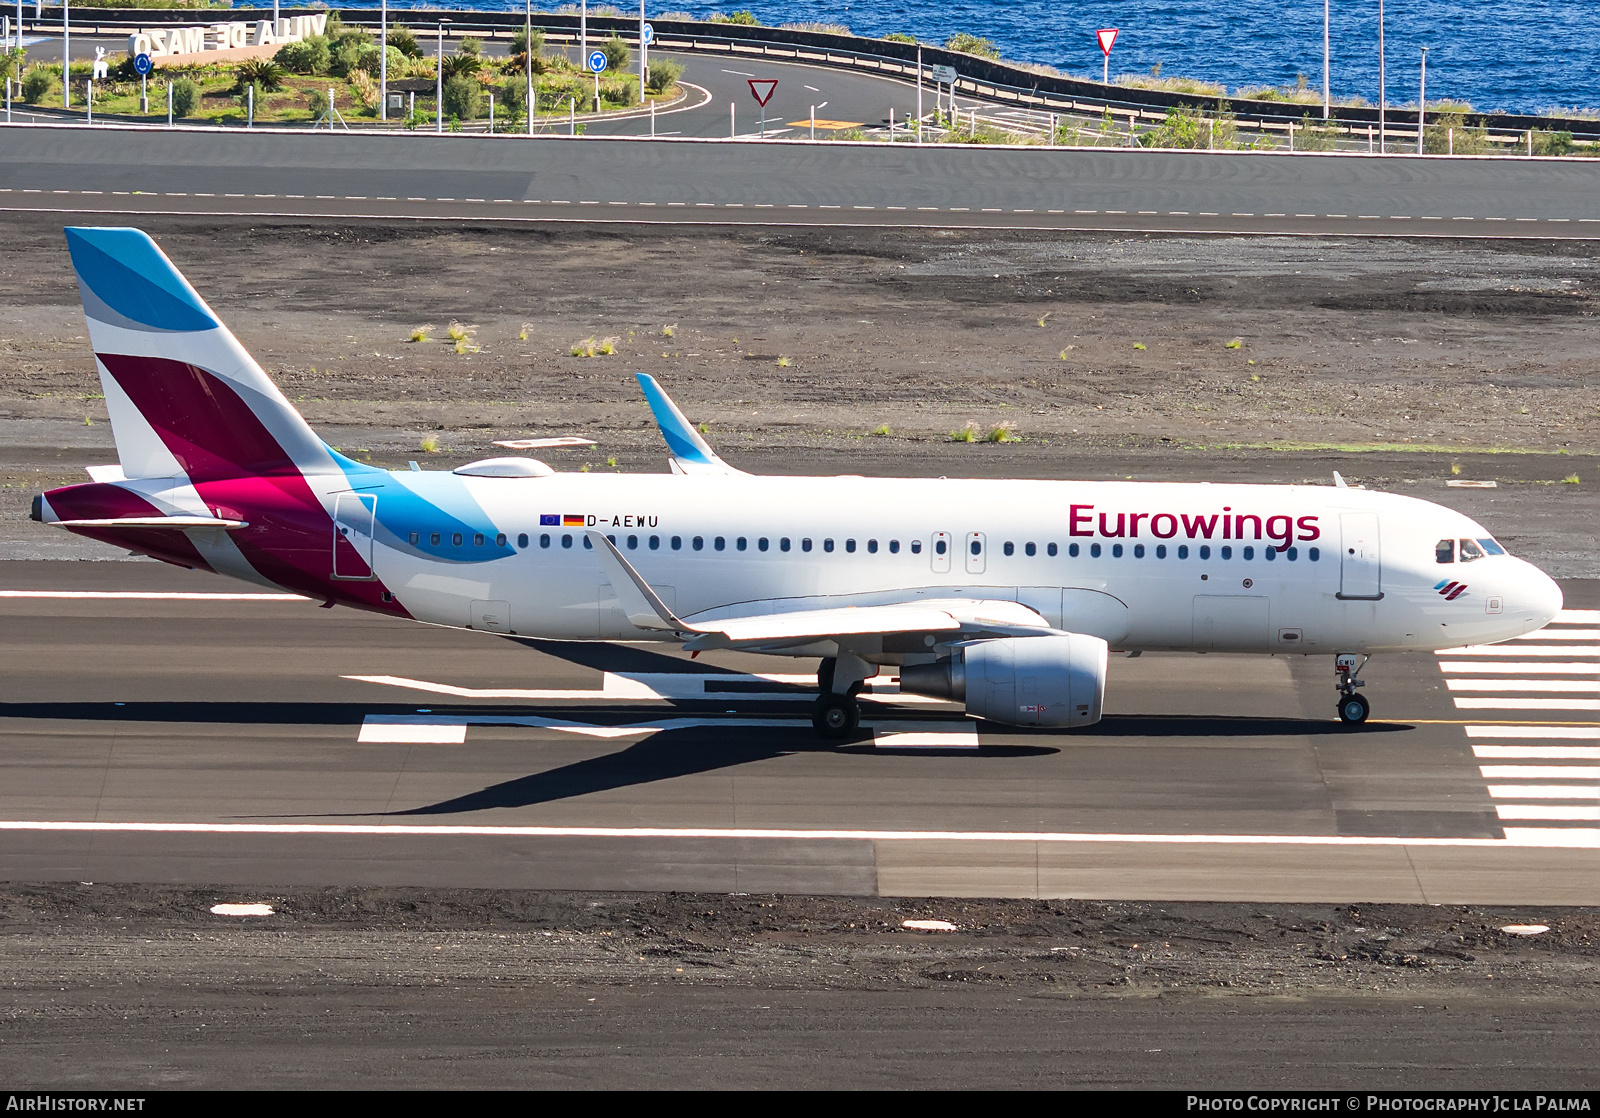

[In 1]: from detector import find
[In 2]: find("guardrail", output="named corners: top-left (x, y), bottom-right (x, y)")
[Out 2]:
top-left (10, 7), bottom-right (1600, 146)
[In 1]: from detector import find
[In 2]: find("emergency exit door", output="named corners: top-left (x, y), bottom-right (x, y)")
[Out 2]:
top-left (1338, 512), bottom-right (1383, 599)
top-left (332, 492), bottom-right (377, 580)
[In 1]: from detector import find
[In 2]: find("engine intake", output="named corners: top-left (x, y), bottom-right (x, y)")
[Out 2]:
top-left (900, 634), bottom-right (1109, 729)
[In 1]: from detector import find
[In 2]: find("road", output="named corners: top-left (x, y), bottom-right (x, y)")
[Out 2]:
top-left (2, 559), bottom-right (1596, 901)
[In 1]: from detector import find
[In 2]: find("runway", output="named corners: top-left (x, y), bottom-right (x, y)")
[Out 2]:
top-left (2, 124), bottom-right (1598, 237)
top-left (2, 559), bottom-right (1596, 902)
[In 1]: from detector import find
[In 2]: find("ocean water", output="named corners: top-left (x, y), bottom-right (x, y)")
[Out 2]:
top-left (357, 1), bottom-right (1600, 116)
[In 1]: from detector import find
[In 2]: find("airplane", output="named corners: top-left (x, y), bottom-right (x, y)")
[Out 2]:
top-left (31, 227), bottom-right (1564, 737)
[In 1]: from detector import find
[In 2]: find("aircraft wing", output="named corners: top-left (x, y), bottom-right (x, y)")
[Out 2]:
top-left (635, 373), bottom-right (742, 475)
top-left (588, 531), bottom-right (1050, 649)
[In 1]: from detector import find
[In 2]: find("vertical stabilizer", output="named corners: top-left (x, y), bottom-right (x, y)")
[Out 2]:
top-left (634, 373), bottom-right (742, 475)
top-left (64, 227), bottom-right (346, 482)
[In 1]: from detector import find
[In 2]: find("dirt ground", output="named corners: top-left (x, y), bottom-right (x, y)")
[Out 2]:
top-left (3, 213), bottom-right (1598, 569)
top-left (2, 885), bottom-right (1597, 1087)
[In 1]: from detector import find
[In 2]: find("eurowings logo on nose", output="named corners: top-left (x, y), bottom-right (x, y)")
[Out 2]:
top-left (1435, 580), bottom-right (1469, 601)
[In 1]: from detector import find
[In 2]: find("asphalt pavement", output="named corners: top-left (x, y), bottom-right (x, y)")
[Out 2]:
top-left (2, 559), bottom-right (1596, 902)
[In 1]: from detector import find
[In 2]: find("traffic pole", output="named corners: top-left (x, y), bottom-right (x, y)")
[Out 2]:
top-left (1417, 47), bottom-right (1427, 154)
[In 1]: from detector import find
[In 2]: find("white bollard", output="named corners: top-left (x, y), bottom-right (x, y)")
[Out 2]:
top-left (730, 101), bottom-right (735, 138)
top-left (85, 78), bottom-right (91, 124)
top-left (570, 95), bottom-right (575, 135)
top-left (167, 80), bottom-right (173, 127)
top-left (889, 106), bottom-right (894, 141)
top-left (1288, 120), bottom-right (1294, 152)
top-left (1528, 130), bottom-right (1534, 156)
top-left (409, 91), bottom-right (415, 124)
top-left (247, 82), bottom-right (253, 128)
top-left (489, 91), bottom-right (494, 133)
top-left (810, 104), bottom-right (814, 140)
top-left (1448, 127), bottom-right (1453, 155)
top-left (651, 99), bottom-right (655, 138)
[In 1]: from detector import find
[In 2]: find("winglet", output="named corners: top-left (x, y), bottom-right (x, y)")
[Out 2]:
top-left (1333, 471), bottom-right (1348, 488)
top-left (587, 530), bottom-right (699, 633)
top-left (634, 373), bottom-right (741, 475)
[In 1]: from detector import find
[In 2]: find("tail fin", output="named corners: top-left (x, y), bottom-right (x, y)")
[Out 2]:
top-left (634, 373), bottom-right (742, 476)
top-left (64, 227), bottom-right (346, 482)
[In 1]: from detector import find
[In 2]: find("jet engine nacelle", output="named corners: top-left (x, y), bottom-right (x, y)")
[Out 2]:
top-left (899, 633), bottom-right (1109, 729)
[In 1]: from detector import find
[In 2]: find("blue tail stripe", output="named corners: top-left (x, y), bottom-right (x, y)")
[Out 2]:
top-left (64, 227), bottom-right (218, 333)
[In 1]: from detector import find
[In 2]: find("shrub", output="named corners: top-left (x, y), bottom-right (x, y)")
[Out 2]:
top-left (1, 46), bottom-right (25, 84)
top-left (602, 76), bottom-right (638, 108)
top-left (458, 35), bottom-right (483, 56)
top-left (497, 78), bottom-right (527, 114)
top-left (1292, 112), bottom-right (1342, 151)
top-left (169, 77), bottom-right (200, 117)
top-left (883, 32), bottom-right (918, 44)
top-left (709, 11), bottom-right (760, 25)
top-left (601, 35), bottom-right (631, 73)
top-left (1140, 100), bottom-right (1237, 149)
top-left (442, 74), bottom-right (481, 119)
top-left (646, 58), bottom-right (683, 94)
top-left (944, 32), bottom-right (1000, 59)
top-left (441, 52), bottom-right (481, 80)
top-left (233, 58), bottom-right (286, 93)
top-left (349, 68), bottom-right (379, 109)
top-left (275, 37), bottom-right (331, 76)
top-left (781, 22), bottom-right (850, 35)
top-left (388, 25), bottom-right (422, 59)
top-left (21, 66), bottom-right (55, 103)
top-left (1423, 111), bottom-right (1491, 154)
top-left (1532, 129), bottom-right (1575, 156)
top-left (511, 27), bottom-right (544, 59)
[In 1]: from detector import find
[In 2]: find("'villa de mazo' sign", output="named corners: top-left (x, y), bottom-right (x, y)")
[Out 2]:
top-left (127, 14), bottom-right (329, 68)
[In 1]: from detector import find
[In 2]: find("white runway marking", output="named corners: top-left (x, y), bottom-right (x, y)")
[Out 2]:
top-left (1496, 805), bottom-right (1600, 821)
top-left (1455, 698), bottom-right (1600, 710)
top-left (1514, 629), bottom-right (1600, 640)
top-left (1447, 679), bottom-right (1600, 693)
top-left (870, 722), bottom-right (979, 750)
top-left (0, 591), bottom-right (306, 600)
top-left (0, 819), bottom-right (1594, 847)
top-left (358, 716), bottom-right (467, 744)
top-left (1475, 745), bottom-right (1600, 759)
top-left (1467, 725), bottom-right (1600, 739)
top-left (1555, 610), bottom-right (1600, 623)
top-left (1440, 645), bottom-right (1600, 656)
top-left (1485, 784), bottom-right (1600, 799)
top-left (1439, 662), bottom-right (1600, 674)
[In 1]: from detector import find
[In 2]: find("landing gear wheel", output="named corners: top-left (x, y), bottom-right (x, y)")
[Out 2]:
top-left (1338, 692), bottom-right (1370, 726)
top-left (817, 657), bottom-right (837, 695)
top-left (812, 692), bottom-right (861, 739)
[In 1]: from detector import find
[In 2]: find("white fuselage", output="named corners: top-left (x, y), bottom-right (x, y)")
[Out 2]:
top-left (365, 473), bottom-right (1561, 660)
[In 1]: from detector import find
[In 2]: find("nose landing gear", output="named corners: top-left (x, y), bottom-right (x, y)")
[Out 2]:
top-left (1335, 653), bottom-right (1370, 725)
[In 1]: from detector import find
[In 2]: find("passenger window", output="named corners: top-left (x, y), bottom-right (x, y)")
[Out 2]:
top-left (606, 535), bottom-right (616, 545)
top-left (409, 531), bottom-right (420, 545)
top-left (627, 534), bottom-right (638, 549)
top-left (1003, 541), bottom-right (1015, 556)
top-left (1243, 546), bottom-right (1254, 560)
top-left (910, 540), bottom-right (922, 554)
top-left (1111, 543), bottom-right (1123, 558)
top-left (430, 532), bottom-right (441, 546)
top-left (1133, 544), bottom-right (1145, 558)
top-left (452, 533), bottom-right (464, 547)
top-left (970, 539), bottom-right (981, 556)
top-left (758, 537), bottom-right (769, 552)
top-left (824, 539), bottom-right (835, 553)
top-left (497, 533), bottom-right (508, 547)
top-left (1265, 546), bottom-right (1277, 561)
top-left (540, 533), bottom-right (551, 548)
top-left (1068, 543), bottom-right (1079, 557)
top-left (1309, 547), bottom-right (1320, 561)
top-left (650, 535), bottom-right (661, 550)
top-left (671, 536), bottom-right (682, 550)
top-left (583, 536), bottom-right (593, 550)
top-left (845, 539), bottom-right (856, 553)
top-left (693, 536), bottom-right (704, 551)
top-left (1025, 542), bottom-right (1036, 557)
top-left (889, 540), bottom-right (900, 554)
top-left (867, 539), bottom-right (878, 554)
top-left (1220, 546), bottom-right (1232, 559)
top-left (802, 538), bottom-right (813, 552)
top-left (934, 539), bottom-right (947, 556)
top-left (1479, 538), bottom-right (1506, 556)
top-left (736, 537), bottom-right (747, 551)
top-left (781, 537), bottom-right (792, 552)
top-left (1287, 547), bottom-right (1299, 561)
top-left (1198, 545), bottom-right (1210, 560)
top-left (714, 537), bottom-right (726, 551)
top-left (1459, 539), bottom-right (1485, 562)
top-left (561, 534), bottom-right (573, 549)
top-left (1090, 543), bottom-right (1102, 558)
top-left (1047, 543), bottom-right (1058, 557)
top-left (1177, 545), bottom-right (1189, 559)
top-left (1436, 539), bottom-right (1455, 564)
top-left (1155, 544), bottom-right (1167, 559)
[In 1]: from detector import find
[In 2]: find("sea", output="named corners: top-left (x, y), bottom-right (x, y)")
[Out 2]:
top-left (351, 1), bottom-right (1600, 117)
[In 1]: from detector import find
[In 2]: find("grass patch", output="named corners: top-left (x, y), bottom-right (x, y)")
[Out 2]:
top-left (409, 325), bottom-right (433, 343)
top-left (950, 424), bottom-right (978, 443)
top-left (571, 337), bottom-right (597, 358)
top-left (984, 423), bottom-right (1017, 443)
top-left (1225, 338), bottom-right (1242, 349)
top-left (872, 424), bottom-right (891, 437)
top-left (419, 435), bottom-right (440, 453)
top-left (661, 324), bottom-right (677, 337)
top-left (1563, 474), bottom-right (1581, 484)
top-left (776, 356), bottom-right (792, 367)
top-left (1132, 342), bottom-right (1147, 350)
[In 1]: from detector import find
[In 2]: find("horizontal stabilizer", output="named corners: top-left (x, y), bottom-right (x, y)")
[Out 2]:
top-left (55, 516), bottom-right (249, 530)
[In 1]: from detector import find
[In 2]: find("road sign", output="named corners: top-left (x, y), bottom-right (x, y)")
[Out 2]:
top-left (642, 22), bottom-right (653, 45)
top-left (930, 64), bottom-right (956, 84)
top-left (747, 78), bottom-right (777, 106)
top-left (1096, 28), bottom-right (1118, 55)
top-left (133, 52), bottom-right (153, 76)
top-left (588, 50), bottom-right (608, 73)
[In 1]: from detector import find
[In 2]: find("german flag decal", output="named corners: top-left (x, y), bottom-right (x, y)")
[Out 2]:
top-left (562, 514), bottom-right (586, 527)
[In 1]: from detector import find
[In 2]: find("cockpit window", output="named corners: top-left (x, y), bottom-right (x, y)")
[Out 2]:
top-left (1459, 538), bottom-right (1485, 562)
top-left (1435, 539), bottom-right (1455, 564)
top-left (1478, 538), bottom-right (1507, 556)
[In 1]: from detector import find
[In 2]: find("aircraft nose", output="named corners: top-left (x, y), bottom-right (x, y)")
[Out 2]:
top-left (1514, 560), bottom-right (1564, 632)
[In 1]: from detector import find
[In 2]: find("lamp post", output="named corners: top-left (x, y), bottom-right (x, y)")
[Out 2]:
top-left (1416, 46), bottom-right (1427, 154)
top-left (379, 0), bottom-right (387, 121)
top-left (580, 0), bottom-right (586, 62)
top-left (638, 0), bottom-right (646, 105)
top-left (526, 0), bottom-right (534, 136)
top-left (60, 0), bottom-right (66, 109)
top-left (1377, 0), bottom-right (1386, 152)
top-left (1322, 0), bottom-right (1330, 119)
top-left (436, 18), bottom-right (450, 133)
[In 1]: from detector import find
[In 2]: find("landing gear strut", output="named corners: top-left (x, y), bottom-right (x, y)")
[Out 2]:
top-left (1335, 653), bottom-right (1370, 726)
top-left (813, 654), bottom-right (872, 739)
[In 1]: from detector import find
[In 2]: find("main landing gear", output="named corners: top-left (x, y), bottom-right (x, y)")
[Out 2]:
top-left (813, 655), bottom-right (868, 739)
top-left (1335, 653), bottom-right (1370, 726)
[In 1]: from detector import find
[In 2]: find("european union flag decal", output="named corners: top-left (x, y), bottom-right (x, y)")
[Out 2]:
top-left (540, 514), bottom-right (560, 526)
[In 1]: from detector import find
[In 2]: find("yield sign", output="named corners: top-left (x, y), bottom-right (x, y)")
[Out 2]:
top-left (747, 78), bottom-right (778, 106)
top-left (1096, 28), bottom-right (1119, 56)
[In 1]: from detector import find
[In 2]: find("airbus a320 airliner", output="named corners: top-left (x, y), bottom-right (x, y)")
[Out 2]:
top-left (31, 228), bottom-right (1563, 736)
